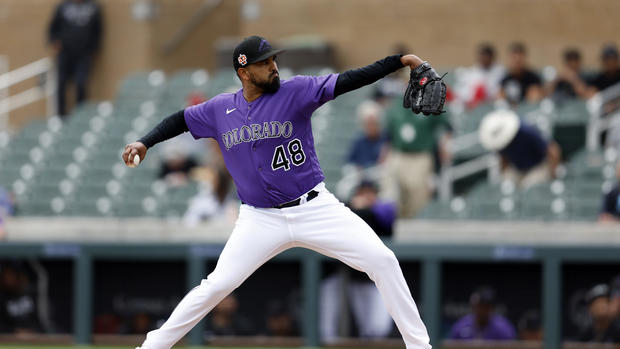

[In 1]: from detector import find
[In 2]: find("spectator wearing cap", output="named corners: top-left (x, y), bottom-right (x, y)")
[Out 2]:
top-left (479, 109), bottom-right (561, 188)
top-left (381, 95), bottom-right (452, 217)
top-left (499, 43), bottom-right (543, 105)
top-left (576, 284), bottom-right (620, 343)
top-left (454, 43), bottom-right (506, 110)
top-left (599, 160), bottom-right (620, 223)
top-left (449, 286), bottom-right (516, 340)
top-left (346, 101), bottom-right (388, 169)
top-left (589, 44), bottom-right (620, 93)
top-left (546, 48), bottom-right (592, 101)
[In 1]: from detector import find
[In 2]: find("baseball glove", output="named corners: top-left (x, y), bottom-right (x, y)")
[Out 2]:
top-left (402, 61), bottom-right (447, 116)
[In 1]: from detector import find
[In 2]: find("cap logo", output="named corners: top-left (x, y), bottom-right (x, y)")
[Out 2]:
top-left (258, 39), bottom-right (271, 52)
top-left (238, 54), bottom-right (248, 66)
top-left (419, 77), bottom-right (428, 86)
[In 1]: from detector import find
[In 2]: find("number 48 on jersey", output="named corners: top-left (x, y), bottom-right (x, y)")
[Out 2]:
top-left (271, 138), bottom-right (306, 171)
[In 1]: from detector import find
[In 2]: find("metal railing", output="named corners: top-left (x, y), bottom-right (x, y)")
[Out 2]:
top-left (586, 81), bottom-right (620, 151)
top-left (0, 55), bottom-right (7, 129)
top-left (0, 57), bottom-right (55, 130)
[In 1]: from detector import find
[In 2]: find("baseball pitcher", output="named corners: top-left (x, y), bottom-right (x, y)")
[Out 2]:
top-left (123, 35), bottom-right (445, 349)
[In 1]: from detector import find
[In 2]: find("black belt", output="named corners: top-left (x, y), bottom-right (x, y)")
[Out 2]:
top-left (274, 190), bottom-right (319, 209)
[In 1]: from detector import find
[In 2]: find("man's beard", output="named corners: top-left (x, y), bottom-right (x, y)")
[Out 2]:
top-left (251, 74), bottom-right (280, 94)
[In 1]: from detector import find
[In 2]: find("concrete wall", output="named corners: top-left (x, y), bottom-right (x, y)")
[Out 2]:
top-left (241, 0), bottom-right (620, 69)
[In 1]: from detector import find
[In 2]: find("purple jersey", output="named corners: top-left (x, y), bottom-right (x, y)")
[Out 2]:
top-left (184, 74), bottom-right (339, 207)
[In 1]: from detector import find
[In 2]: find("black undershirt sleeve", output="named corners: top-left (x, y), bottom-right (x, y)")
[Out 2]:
top-left (333, 54), bottom-right (404, 98)
top-left (137, 109), bottom-right (189, 148)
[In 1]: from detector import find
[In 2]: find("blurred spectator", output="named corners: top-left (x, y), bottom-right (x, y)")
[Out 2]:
top-left (479, 109), bottom-right (561, 188)
top-left (610, 275), bottom-right (620, 320)
top-left (346, 101), bottom-right (387, 169)
top-left (0, 186), bottom-right (14, 241)
top-left (320, 267), bottom-right (393, 342)
top-left (93, 313), bottom-right (121, 334)
top-left (449, 286), bottom-right (516, 340)
top-left (264, 300), bottom-right (298, 336)
top-left (320, 180), bottom-right (395, 343)
top-left (589, 44), bottom-right (620, 93)
top-left (517, 310), bottom-right (542, 341)
top-left (499, 43), bottom-right (543, 105)
top-left (381, 97), bottom-right (452, 217)
top-left (0, 263), bottom-right (40, 334)
top-left (599, 159), bottom-right (620, 222)
top-left (0, 216), bottom-right (6, 241)
top-left (576, 284), bottom-right (620, 343)
top-left (204, 293), bottom-right (254, 339)
top-left (183, 166), bottom-right (235, 226)
top-left (546, 48), bottom-right (591, 101)
top-left (454, 43), bottom-right (505, 110)
top-left (0, 186), bottom-right (15, 217)
top-left (349, 180), bottom-right (396, 236)
top-left (126, 312), bottom-right (152, 334)
top-left (183, 140), bottom-right (236, 226)
top-left (158, 145), bottom-right (199, 187)
top-left (48, 0), bottom-right (103, 117)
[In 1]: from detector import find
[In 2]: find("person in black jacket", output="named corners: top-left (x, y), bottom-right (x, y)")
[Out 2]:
top-left (48, 0), bottom-right (102, 117)
top-left (577, 284), bottom-right (620, 343)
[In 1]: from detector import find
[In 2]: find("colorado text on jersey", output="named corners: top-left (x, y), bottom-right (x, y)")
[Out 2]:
top-left (221, 121), bottom-right (293, 150)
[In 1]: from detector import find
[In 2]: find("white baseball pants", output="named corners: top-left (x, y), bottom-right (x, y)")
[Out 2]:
top-left (138, 182), bottom-right (431, 349)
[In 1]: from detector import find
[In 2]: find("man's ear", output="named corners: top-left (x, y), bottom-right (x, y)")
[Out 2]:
top-left (237, 68), bottom-right (250, 82)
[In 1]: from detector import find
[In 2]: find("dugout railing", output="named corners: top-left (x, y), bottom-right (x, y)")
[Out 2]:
top-left (1, 220), bottom-right (620, 349)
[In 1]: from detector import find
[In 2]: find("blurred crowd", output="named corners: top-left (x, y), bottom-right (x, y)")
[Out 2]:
top-left (343, 41), bottom-right (620, 219)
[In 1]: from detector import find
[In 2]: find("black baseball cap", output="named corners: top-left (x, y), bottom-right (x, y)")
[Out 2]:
top-left (585, 284), bottom-right (609, 305)
top-left (470, 286), bottom-right (497, 305)
top-left (233, 36), bottom-right (285, 71)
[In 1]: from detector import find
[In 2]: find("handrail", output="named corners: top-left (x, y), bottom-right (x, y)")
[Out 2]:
top-left (0, 55), bottom-right (8, 130)
top-left (438, 153), bottom-right (500, 201)
top-left (0, 57), bottom-right (51, 90)
top-left (0, 57), bottom-right (55, 129)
